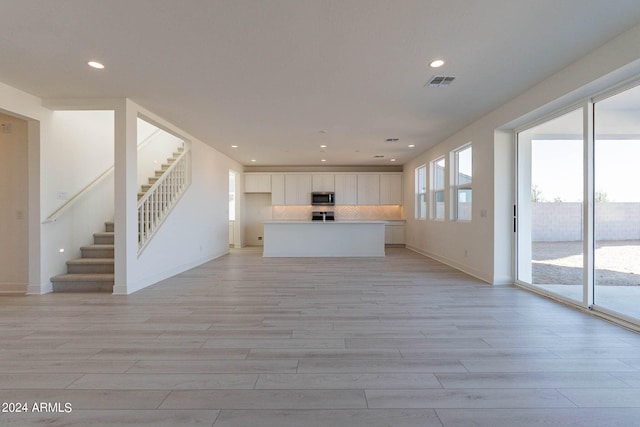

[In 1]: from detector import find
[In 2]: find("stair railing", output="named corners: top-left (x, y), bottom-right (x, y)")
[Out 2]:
top-left (43, 167), bottom-right (114, 224)
top-left (137, 147), bottom-right (191, 253)
top-left (42, 128), bottom-right (162, 224)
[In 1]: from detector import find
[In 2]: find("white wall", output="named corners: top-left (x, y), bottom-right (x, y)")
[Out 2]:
top-left (404, 23), bottom-right (640, 285)
top-left (117, 101), bottom-right (243, 294)
top-left (0, 82), bottom-right (243, 295)
top-left (0, 112), bottom-right (28, 293)
top-left (40, 110), bottom-right (115, 292)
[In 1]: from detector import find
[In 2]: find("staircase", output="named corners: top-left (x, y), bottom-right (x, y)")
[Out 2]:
top-left (50, 221), bottom-right (115, 292)
top-left (137, 145), bottom-right (189, 251)
top-left (138, 146), bottom-right (183, 201)
top-left (49, 145), bottom-right (188, 292)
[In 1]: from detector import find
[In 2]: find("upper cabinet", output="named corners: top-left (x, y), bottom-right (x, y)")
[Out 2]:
top-left (244, 172), bottom-right (403, 206)
top-left (357, 174), bottom-right (380, 205)
top-left (271, 174), bottom-right (285, 205)
top-left (245, 173), bottom-right (271, 193)
top-left (312, 174), bottom-right (335, 192)
top-left (284, 174), bottom-right (312, 205)
top-left (379, 174), bottom-right (403, 205)
top-left (334, 174), bottom-right (358, 205)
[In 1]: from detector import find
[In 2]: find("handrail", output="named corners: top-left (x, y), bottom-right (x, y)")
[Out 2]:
top-left (42, 166), bottom-right (114, 224)
top-left (42, 129), bottom-right (163, 224)
top-left (137, 128), bottom-right (162, 150)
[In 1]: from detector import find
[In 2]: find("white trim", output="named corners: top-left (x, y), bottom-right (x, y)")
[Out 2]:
top-left (513, 101), bottom-right (587, 135)
top-left (583, 102), bottom-right (594, 307)
top-left (414, 164), bottom-right (427, 220)
top-left (406, 244), bottom-right (493, 284)
top-left (452, 143), bottom-right (473, 222)
top-left (28, 281), bottom-right (52, 295)
top-left (591, 76), bottom-right (640, 104)
top-left (514, 280), bottom-right (640, 333)
top-left (114, 249), bottom-right (229, 295)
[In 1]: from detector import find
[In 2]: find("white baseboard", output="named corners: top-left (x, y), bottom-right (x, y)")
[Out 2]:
top-left (27, 282), bottom-right (53, 295)
top-left (115, 249), bottom-right (230, 295)
top-left (405, 245), bottom-right (494, 285)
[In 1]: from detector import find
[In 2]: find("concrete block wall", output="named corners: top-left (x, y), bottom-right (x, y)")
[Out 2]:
top-left (532, 203), bottom-right (640, 242)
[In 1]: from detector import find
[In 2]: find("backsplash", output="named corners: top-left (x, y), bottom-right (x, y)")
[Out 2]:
top-left (272, 205), bottom-right (403, 220)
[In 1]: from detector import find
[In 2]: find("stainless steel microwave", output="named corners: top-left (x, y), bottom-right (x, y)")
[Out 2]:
top-left (311, 192), bottom-right (335, 206)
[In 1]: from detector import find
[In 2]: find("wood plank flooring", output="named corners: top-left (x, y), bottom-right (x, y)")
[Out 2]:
top-left (1, 248), bottom-right (640, 426)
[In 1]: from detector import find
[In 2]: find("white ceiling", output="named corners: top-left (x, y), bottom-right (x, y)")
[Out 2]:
top-left (1, 0), bottom-right (640, 166)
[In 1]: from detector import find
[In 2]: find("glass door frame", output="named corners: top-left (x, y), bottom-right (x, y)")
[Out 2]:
top-left (514, 77), bottom-right (640, 328)
top-left (514, 101), bottom-right (595, 309)
top-left (589, 81), bottom-right (640, 324)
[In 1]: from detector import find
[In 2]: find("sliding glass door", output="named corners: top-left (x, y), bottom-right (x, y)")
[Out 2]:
top-left (593, 85), bottom-right (640, 319)
top-left (516, 108), bottom-right (584, 303)
top-left (517, 82), bottom-right (640, 324)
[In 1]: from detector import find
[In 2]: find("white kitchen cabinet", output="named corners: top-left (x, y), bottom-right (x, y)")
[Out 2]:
top-left (284, 174), bottom-right (312, 205)
top-left (380, 174), bottom-right (403, 205)
top-left (244, 173), bottom-right (271, 193)
top-left (312, 174), bottom-right (335, 192)
top-left (357, 174), bottom-right (380, 205)
top-left (271, 174), bottom-right (285, 205)
top-left (334, 174), bottom-right (358, 205)
top-left (385, 221), bottom-right (405, 245)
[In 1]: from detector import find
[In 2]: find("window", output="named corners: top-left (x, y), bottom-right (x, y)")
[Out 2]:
top-left (431, 157), bottom-right (445, 220)
top-left (453, 145), bottom-right (472, 221)
top-left (415, 165), bottom-right (427, 219)
top-left (229, 171), bottom-right (236, 221)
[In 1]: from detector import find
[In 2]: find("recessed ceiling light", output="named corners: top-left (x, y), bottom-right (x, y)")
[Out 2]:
top-left (390, 158), bottom-right (397, 162)
top-left (320, 145), bottom-right (327, 148)
top-left (231, 145), bottom-right (238, 148)
top-left (321, 159), bottom-right (327, 162)
top-left (408, 144), bottom-right (415, 148)
top-left (430, 59), bottom-right (445, 68)
top-left (88, 61), bottom-right (105, 69)
top-left (250, 159), bottom-right (256, 162)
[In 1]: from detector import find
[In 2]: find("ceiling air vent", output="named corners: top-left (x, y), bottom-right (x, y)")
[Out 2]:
top-left (425, 76), bottom-right (456, 87)
top-left (373, 155), bottom-right (385, 158)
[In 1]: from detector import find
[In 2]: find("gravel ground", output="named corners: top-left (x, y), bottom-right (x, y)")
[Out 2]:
top-left (532, 240), bottom-right (640, 286)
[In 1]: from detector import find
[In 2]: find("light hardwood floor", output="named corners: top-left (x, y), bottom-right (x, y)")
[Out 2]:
top-left (2, 248), bottom-right (640, 426)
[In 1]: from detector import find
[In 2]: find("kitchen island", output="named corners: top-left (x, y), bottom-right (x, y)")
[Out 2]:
top-left (263, 221), bottom-right (385, 257)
